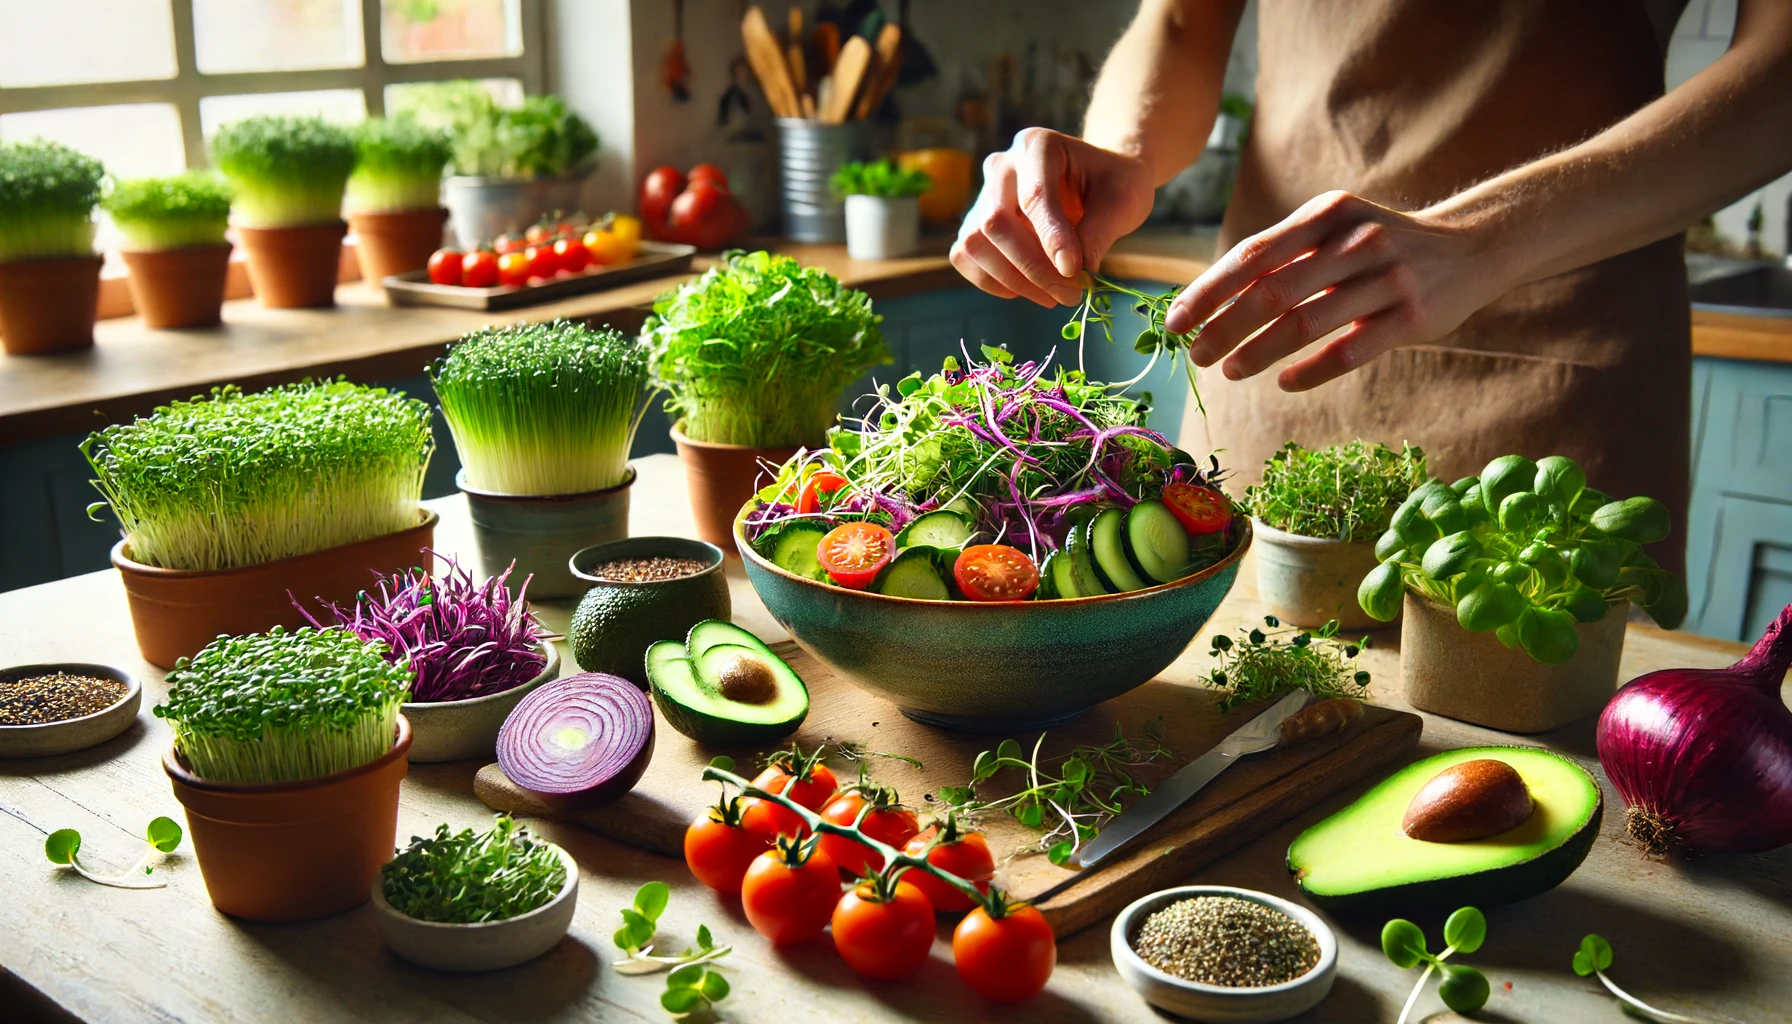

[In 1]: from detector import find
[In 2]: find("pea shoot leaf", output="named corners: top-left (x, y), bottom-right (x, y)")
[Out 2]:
top-left (635, 881), bottom-right (670, 922)
top-left (1573, 934), bottom-right (1614, 976)
top-left (44, 829), bottom-right (80, 865)
top-left (145, 816), bottom-right (182, 854)
top-left (660, 987), bottom-right (702, 1014)
top-left (698, 970), bottom-right (729, 1001)
top-left (1443, 906), bottom-right (1486, 954)
top-left (1380, 918), bottom-right (1427, 969)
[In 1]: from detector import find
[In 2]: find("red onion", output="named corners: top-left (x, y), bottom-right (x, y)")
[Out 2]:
top-left (1597, 602), bottom-right (1792, 855)
top-left (497, 672), bottom-right (654, 812)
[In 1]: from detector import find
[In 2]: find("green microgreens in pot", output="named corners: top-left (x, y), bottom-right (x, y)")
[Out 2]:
top-left (209, 115), bottom-right (355, 228)
top-left (431, 319), bottom-right (652, 496)
top-left (1572, 935), bottom-right (1718, 1024)
top-left (381, 815), bottom-right (566, 924)
top-left (1382, 907), bottom-right (1490, 1024)
top-left (102, 172), bottom-right (233, 251)
top-left (1204, 616), bottom-right (1371, 713)
top-left (1244, 439), bottom-right (1428, 542)
top-left (346, 116), bottom-right (452, 213)
top-left (1063, 274), bottom-right (1204, 412)
top-left (613, 880), bottom-right (733, 976)
top-left (154, 626), bottom-right (411, 784)
top-left (0, 138), bottom-right (104, 262)
top-left (643, 250), bottom-right (891, 448)
top-left (81, 380), bottom-right (433, 572)
top-left (830, 159), bottom-right (932, 199)
top-left (44, 816), bottom-right (182, 889)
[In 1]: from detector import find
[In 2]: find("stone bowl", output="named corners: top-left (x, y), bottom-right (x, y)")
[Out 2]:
top-left (371, 844), bottom-right (579, 971)
top-left (402, 639), bottom-right (561, 763)
top-left (0, 663), bottom-right (140, 758)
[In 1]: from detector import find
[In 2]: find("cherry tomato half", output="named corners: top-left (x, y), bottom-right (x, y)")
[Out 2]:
top-left (1162, 482), bottom-right (1233, 535)
top-left (741, 840), bottom-right (841, 945)
top-left (902, 826), bottom-right (994, 913)
top-left (796, 471), bottom-right (848, 515)
top-left (818, 792), bottom-right (919, 878)
top-left (496, 251), bottom-right (530, 288)
top-left (554, 236), bottom-right (592, 274)
top-left (427, 247), bottom-right (463, 285)
top-left (833, 880), bottom-right (935, 980)
top-left (953, 902), bottom-right (1057, 1002)
top-left (953, 544), bottom-right (1040, 601)
top-left (817, 522), bottom-right (896, 589)
top-left (683, 799), bottom-right (773, 894)
top-left (524, 244), bottom-right (559, 280)
top-left (460, 250), bottom-right (499, 288)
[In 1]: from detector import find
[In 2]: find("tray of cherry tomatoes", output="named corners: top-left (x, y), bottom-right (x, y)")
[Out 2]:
top-left (383, 212), bottom-right (697, 311)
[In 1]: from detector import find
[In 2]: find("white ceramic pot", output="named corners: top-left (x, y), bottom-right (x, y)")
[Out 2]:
top-left (1112, 885), bottom-right (1337, 1022)
top-left (0, 663), bottom-right (139, 758)
top-left (845, 194), bottom-right (920, 260)
top-left (401, 639), bottom-right (561, 763)
top-left (372, 844), bottom-right (579, 971)
top-left (1250, 518), bottom-right (1387, 631)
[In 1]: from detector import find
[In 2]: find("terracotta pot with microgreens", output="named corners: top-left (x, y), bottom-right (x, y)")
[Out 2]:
top-left (0, 140), bottom-right (105, 355)
top-left (833, 160), bottom-right (931, 260)
top-left (83, 380), bottom-right (437, 669)
top-left (433, 320), bottom-right (653, 599)
top-left (212, 116), bottom-right (355, 308)
top-left (1356, 453), bottom-right (1690, 732)
top-left (158, 627), bottom-right (414, 922)
top-left (346, 116), bottom-right (451, 289)
top-left (104, 172), bottom-right (234, 329)
top-left (1244, 439), bottom-right (1427, 630)
top-left (644, 251), bottom-right (891, 549)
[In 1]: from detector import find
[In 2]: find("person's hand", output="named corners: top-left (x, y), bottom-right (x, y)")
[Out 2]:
top-left (950, 128), bottom-right (1157, 307)
top-left (1164, 191), bottom-right (1511, 391)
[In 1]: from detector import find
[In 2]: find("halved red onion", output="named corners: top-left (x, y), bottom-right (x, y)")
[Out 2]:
top-left (497, 672), bottom-right (655, 811)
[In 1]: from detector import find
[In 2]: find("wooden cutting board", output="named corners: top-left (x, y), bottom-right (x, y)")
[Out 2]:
top-left (477, 641), bottom-right (1421, 935)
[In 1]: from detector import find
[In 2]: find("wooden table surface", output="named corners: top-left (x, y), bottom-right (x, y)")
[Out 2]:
top-left (3, 454), bottom-right (1788, 1024)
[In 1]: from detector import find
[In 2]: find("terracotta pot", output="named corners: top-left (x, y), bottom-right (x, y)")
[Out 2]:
top-left (1400, 592), bottom-right (1629, 733)
top-left (671, 421), bottom-right (800, 551)
top-left (460, 467), bottom-right (633, 600)
top-left (349, 208), bottom-right (448, 289)
top-left (0, 255), bottom-right (101, 355)
top-left (237, 221), bottom-right (346, 308)
top-left (121, 245), bottom-right (231, 329)
top-left (165, 715), bottom-right (411, 922)
top-left (1251, 518), bottom-right (1389, 630)
top-left (112, 510), bottom-right (437, 669)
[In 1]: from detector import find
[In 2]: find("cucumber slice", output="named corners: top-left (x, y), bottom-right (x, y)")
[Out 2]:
top-left (1064, 517), bottom-right (1110, 595)
top-left (1090, 507), bottom-right (1150, 592)
top-left (896, 510), bottom-right (975, 550)
top-left (874, 547), bottom-right (950, 599)
top-left (1126, 499), bottom-right (1191, 583)
top-left (941, 496), bottom-right (978, 519)
top-left (1047, 548), bottom-right (1082, 599)
top-left (768, 521), bottom-right (829, 580)
top-left (1034, 551), bottom-right (1060, 600)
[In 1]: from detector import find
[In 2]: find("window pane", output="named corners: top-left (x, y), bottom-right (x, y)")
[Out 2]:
top-left (382, 0), bottom-right (521, 63)
top-left (0, 104), bottom-right (186, 179)
top-left (0, 0), bottom-right (177, 86)
top-left (192, 0), bottom-right (365, 74)
top-left (200, 90), bottom-right (367, 139)
top-left (385, 77), bottom-right (522, 116)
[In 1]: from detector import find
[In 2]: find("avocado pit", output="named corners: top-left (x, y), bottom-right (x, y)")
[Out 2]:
top-left (714, 653), bottom-right (779, 705)
top-left (1402, 758), bottom-right (1534, 843)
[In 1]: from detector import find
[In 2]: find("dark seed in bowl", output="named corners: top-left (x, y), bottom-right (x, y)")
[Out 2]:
top-left (588, 556), bottom-right (708, 582)
top-left (1132, 895), bottom-right (1319, 987)
top-left (0, 672), bottom-right (129, 726)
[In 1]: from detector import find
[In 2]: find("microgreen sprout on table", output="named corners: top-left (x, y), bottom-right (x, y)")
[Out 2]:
top-left (1204, 615), bottom-right (1372, 712)
top-left (1572, 935), bottom-right (1718, 1024)
top-left (1382, 906), bottom-right (1490, 1024)
top-left (44, 817), bottom-right (183, 890)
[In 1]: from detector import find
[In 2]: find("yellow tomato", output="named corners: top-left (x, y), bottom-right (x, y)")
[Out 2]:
top-left (609, 214), bottom-right (643, 251)
top-left (584, 228), bottom-right (628, 265)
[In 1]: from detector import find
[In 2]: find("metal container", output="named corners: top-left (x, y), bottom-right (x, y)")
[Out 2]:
top-left (776, 119), bottom-right (872, 243)
top-left (458, 467), bottom-right (633, 601)
top-left (442, 174), bottom-right (588, 250)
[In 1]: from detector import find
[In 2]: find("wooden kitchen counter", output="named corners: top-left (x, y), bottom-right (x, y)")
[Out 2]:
top-left (4, 453), bottom-right (1787, 1024)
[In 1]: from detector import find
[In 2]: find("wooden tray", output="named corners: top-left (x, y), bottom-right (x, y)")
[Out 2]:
top-left (477, 640), bottom-right (1422, 935)
top-left (381, 241), bottom-right (697, 310)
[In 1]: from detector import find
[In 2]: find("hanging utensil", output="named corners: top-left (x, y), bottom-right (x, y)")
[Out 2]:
top-left (661, 0), bottom-right (692, 102)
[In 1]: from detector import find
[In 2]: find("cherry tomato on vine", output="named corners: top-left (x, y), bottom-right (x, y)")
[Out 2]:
top-left (1162, 482), bottom-right (1233, 535)
top-left (742, 758), bottom-right (838, 840)
top-left (832, 878), bottom-right (935, 980)
top-left (902, 823), bottom-right (994, 913)
top-left (460, 250), bottom-right (499, 288)
top-left (740, 836), bottom-right (841, 944)
top-left (496, 251), bottom-right (530, 288)
top-left (525, 244), bottom-right (559, 280)
top-left (426, 247), bottom-right (463, 285)
top-left (817, 522), bottom-right (896, 589)
top-left (953, 900), bottom-right (1057, 1002)
top-left (953, 544), bottom-right (1040, 601)
top-left (796, 471), bottom-right (848, 515)
top-left (553, 236), bottom-right (592, 274)
top-left (524, 222), bottom-right (553, 247)
top-left (492, 233), bottom-right (525, 255)
top-left (683, 797), bottom-right (772, 894)
top-left (818, 790), bottom-right (919, 877)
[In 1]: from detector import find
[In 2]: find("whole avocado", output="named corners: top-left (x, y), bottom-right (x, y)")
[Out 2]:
top-left (569, 576), bottom-right (730, 687)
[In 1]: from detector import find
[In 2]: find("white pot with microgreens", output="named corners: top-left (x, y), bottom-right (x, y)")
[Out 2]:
top-left (210, 115), bottom-right (356, 308)
top-left (432, 319), bottom-right (653, 599)
top-left (372, 815), bottom-right (578, 971)
top-left (158, 626), bottom-right (415, 922)
top-left (833, 159), bottom-right (931, 260)
top-left (346, 116), bottom-right (452, 287)
top-left (1244, 440), bottom-right (1427, 630)
top-left (103, 171), bottom-right (235, 329)
top-left (0, 139), bottom-right (105, 355)
top-left (83, 380), bottom-right (437, 668)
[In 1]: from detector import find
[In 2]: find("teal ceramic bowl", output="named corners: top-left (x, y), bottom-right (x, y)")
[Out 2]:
top-left (736, 511), bottom-right (1251, 731)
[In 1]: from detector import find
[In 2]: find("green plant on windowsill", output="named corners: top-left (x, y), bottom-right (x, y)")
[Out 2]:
top-left (1244, 439), bottom-right (1427, 542)
top-left (102, 172), bottom-right (233, 252)
top-left (210, 115), bottom-right (356, 228)
top-left (831, 160), bottom-right (932, 199)
top-left (391, 82), bottom-right (598, 181)
top-left (347, 116), bottom-right (452, 214)
top-left (0, 139), bottom-right (104, 263)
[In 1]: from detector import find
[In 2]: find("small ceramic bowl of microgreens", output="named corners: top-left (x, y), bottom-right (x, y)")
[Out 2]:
top-left (1111, 885), bottom-right (1337, 1023)
top-left (371, 815), bottom-right (579, 972)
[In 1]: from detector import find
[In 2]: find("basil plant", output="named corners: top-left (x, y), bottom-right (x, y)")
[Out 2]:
top-left (1357, 454), bottom-right (1686, 665)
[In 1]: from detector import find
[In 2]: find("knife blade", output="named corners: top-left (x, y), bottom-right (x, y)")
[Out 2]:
top-left (1068, 689), bottom-right (1313, 870)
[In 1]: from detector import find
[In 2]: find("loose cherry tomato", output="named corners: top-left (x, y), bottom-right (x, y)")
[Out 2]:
top-left (953, 544), bottom-right (1040, 601)
top-left (493, 233), bottom-right (525, 255)
top-left (426, 247), bottom-right (463, 285)
top-left (817, 522), bottom-right (896, 590)
top-left (640, 166), bottom-right (686, 228)
top-left (1162, 482), bottom-right (1233, 535)
top-left (460, 249), bottom-right (499, 288)
top-left (584, 228), bottom-right (628, 265)
top-left (687, 163), bottom-right (729, 189)
top-left (742, 756), bottom-right (839, 840)
top-left (683, 796), bottom-right (772, 894)
top-left (953, 901), bottom-right (1057, 1002)
top-left (496, 251), bottom-right (530, 288)
top-left (796, 471), bottom-right (848, 515)
top-left (902, 821), bottom-right (994, 913)
top-left (833, 878), bottom-right (935, 979)
top-left (554, 236), bottom-right (592, 274)
top-left (740, 836), bottom-right (841, 944)
top-left (818, 789), bottom-right (919, 877)
top-left (525, 244), bottom-right (558, 280)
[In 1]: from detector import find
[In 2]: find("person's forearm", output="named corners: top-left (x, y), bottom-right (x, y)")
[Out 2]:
top-left (1082, 0), bottom-right (1244, 185)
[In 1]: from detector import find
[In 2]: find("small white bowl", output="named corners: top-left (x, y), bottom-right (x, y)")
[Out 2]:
top-left (372, 843), bottom-right (579, 971)
top-left (401, 639), bottom-right (560, 763)
top-left (1111, 885), bottom-right (1337, 1023)
top-left (0, 663), bottom-right (140, 758)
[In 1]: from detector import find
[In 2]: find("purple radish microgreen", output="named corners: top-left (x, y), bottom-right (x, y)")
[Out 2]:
top-left (45, 816), bottom-right (182, 889)
top-left (1382, 907), bottom-right (1490, 1024)
top-left (1573, 935), bottom-right (1716, 1024)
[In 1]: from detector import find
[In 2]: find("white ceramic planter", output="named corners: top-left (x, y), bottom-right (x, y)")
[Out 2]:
top-left (1250, 518), bottom-right (1387, 631)
top-left (0, 663), bottom-right (139, 758)
top-left (845, 194), bottom-right (920, 260)
top-left (401, 640), bottom-right (561, 763)
top-left (1112, 885), bottom-right (1337, 1022)
top-left (372, 844), bottom-right (579, 971)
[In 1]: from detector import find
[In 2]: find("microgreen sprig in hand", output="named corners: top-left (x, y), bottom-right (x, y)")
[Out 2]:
top-left (45, 816), bottom-right (182, 889)
top-left (1382, 907), bottom-right (1490, 1024)
top-left (612, 881), bottom-right (732, 977)
top-left (1206, 615), bottom-right (1372, 713)
top-left (1062, 273), bottom-right (1203, 410)
top-left (1573, 934), bottom-right (1718, 1024)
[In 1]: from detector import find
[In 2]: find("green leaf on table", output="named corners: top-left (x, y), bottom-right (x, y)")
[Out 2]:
top-left (668, 962), bottom-right (704, 988)
top-left (1573, 934), bottom-right (1614, 976)
top-left (1380, 918), bottom-right (1427, 969)
top-left (45, 829), bottom-right (81, 865)
top-left (661, 986), bottom-right (703, 1014)
top-left (708, 755), bottom-right (735, 774)
top-left (995, 738), bottom-right (1023, 762)
top-left (1047, 841), bottom-right (1075, 866)
top-left (1438, 964), bottom-right (1490, 1013)
top-left (699, 969), bottom-right (730, 1001)
top-left (696, 924), bottom-right (713, 950)
top-left (635, 881), bottom-right (670, 922)
top-left (145, 816), bottom-right (182, 854)
top-left (1443, 906), bottom-right (1486, 954)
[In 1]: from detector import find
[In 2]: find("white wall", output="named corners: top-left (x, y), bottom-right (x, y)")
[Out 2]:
top-left (544, 0), bottom-right (636, 216)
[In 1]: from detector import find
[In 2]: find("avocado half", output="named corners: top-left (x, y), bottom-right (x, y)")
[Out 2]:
top-left (1287, 746), bottom-right (1602, 914)
top-left (645, 621), bottom-right (809, 747)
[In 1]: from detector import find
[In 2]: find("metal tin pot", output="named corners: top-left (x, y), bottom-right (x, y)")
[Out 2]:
top-left (443, 175), bottom-right (588, 250)
top-left (776, 118), bottom-right (872, 242)
top-left (459, 467), bottom-right (633, 601)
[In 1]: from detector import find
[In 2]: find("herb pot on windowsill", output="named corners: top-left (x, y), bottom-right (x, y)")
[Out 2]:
top-left (670, 421), bottom-right (801, 552)
top-left (459, 468), bottom-right (634, 601)
top-left (403, 639), bottom-right (561, 763)
top-left (349, 207), bottom-right (448, 289)
top-left (371, 843), bottom-right (579, 971)
top-left (566, 537), bottom-right (730, 688)
top-left (0, 255), bottom-right (102, 355)
top-left (120, 244), bottom-right (232, 329)
top-left (1251, 518), bottom-right (1389, 631)
top-left (237, 221), bottom-right (346, 308)
top-left (164, 715), bottom-right (412, 923)
top-left (442, 174), bottom-right (588, 251)
top-left (844, 194), bottom-right (921, 260)
top-left (1400, 592), bottom-right (1628, 733)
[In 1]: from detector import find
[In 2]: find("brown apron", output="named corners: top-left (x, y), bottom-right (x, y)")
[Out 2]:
top-left (1178, 0), bottom-right (1691, 574)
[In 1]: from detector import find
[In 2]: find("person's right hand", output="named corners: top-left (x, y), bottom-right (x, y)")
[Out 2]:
top-left (950, 127), bottom-right (1157, 307)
